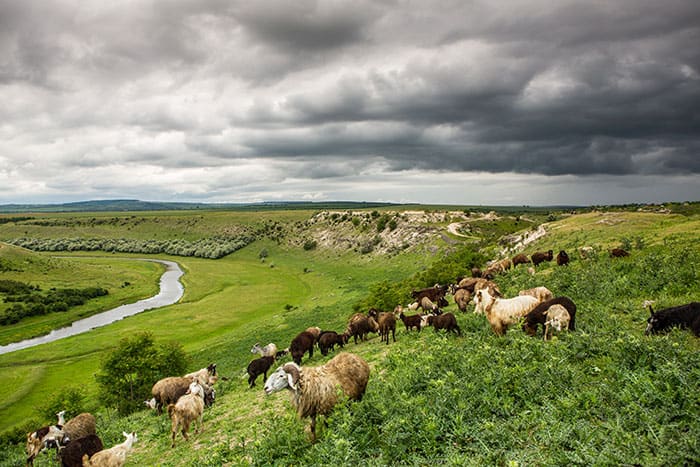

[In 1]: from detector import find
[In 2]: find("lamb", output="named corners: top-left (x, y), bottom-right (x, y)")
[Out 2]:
top-left (82, 431), bottom-right (137, 467)
top-left (58, 434), bottom-right (103, 467)
top-left (474, 288), bottom-right (539, 336)
top-left (398, 310), bottom-right (422, 332)
top-left (168, 380), bottom-right (205, 447)
top-left (556, 250), bottom-right (570, 266)
top-left (518, 286), bottom-right (554, 303)
top-left (264, 352), bottom-right (370, 442)
top-left (184, 363), bottom-right (217, 386)
top-left (377, 312), bottom-right (397, 344)
top-left (531, 250), bottom-right (554, 266)
top-left (247, 355), bottom-right (275, 388)
top-left (251, 342), bottom-right (278, 358)
top-left (317, 331), bottom-right (347, 356)
top-left (427, 312), bottom-right (461, 336)
top-left (645, 302), bottom-right (700, 337)
top-left (290, 330), bottom-right (316, 364)
top-left (511, 253), bottom-right (531, 267)
top-left (522, 296), bottom-right (578, 336)
top-left (151, 376), bottom-right (215, 414)
top-left (345, 313), bottom-right (379, 344)
top-left (543, 304), bottom-right (570, 341)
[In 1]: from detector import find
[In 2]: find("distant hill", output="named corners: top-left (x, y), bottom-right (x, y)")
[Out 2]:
top-left (0, 199), bottom-right (397, 213)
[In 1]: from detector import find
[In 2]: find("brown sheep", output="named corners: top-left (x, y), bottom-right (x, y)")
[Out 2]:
top-left (151, 377), bottom-right (215, 414)
top-left (290, 331), bottom-right (316, 364)
top-left (377, 312), bottom-right (396, 345)
top-left (453, 288), bottom-right (471, 312)
top-left (398, 310), bottom-right (422, 332)
top-left (531, 250), bottom-right (554, 266)
top-left (519, 286), bottom-right (554, 303)
top-left (317, 331), bottom-right (347, 356)
top-left (427, 312), bottom-right (461, 336)
top-left (345, 313), bottom-right (379, 344)
top-left (511, 253), bottom-right (531, 267)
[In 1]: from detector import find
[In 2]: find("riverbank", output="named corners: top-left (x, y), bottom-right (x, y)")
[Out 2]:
top-left (0, 259), bottom-right (183, 355)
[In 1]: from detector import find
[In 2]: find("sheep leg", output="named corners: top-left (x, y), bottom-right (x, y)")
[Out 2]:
top-left (309, 415), bottom-right (317, 443)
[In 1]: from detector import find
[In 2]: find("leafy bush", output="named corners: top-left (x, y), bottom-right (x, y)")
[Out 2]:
top-left (95, 332), bottom-right (188, 415)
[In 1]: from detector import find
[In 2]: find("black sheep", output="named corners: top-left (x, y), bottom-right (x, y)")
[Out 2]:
top-left (59, 434), bottom-right (103, 467)
top-left (556, 250), bottom-right (570, 266)
top-left (247, 355), bottom-right (275, 387)
top-left (522, 297), bottom-right (577, 336)
top-left (290, 330), bottom-right (316, 364)
top-left (645, 302), bottom-right (700, 337)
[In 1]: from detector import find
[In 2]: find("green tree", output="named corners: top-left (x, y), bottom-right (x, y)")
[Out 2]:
top-left (95, 332), bottom-right (188, 415)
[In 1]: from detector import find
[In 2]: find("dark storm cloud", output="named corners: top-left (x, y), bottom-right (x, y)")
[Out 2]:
top-left (0, 0), bottom-right (698, 205)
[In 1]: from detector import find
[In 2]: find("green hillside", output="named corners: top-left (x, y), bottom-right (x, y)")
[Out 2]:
top-left (0, 207), bottom-right (698, 466)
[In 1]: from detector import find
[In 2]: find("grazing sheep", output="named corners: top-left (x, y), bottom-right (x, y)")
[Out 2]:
top-left (427, 312), bottom-right (461, 336)
top-left (58, 434), bottom-right (103, 467)
top-left (399, 310), bottom-right (422, 332)
top-left (317, 331), bottom-right (347, 356)
top-left (531, 250), bottom-right (554, 266)
top-left (579, 246), bottom-right (594, 259)
top-left (511, 253), bottom-right (531, 267)
top-left (275, 348), bottom-right (290, 360)
top-left (407, 301), bottom-right (420, 311)
top-left (419, 296), bottom-right (438, 313)
top-left (471, 267), bottom-right (482, 278)
top-left (247, 356), bottom-right (275, 388)
top-left (543, 304), bottom-right (570, 341)
top-left (345, 313), bottom-right (379, 344)
top-left (458, 277), bottom-right (502, 298)
top-left (168, 381), bottom-right (205, 447)
top-left (264, 352), bottom-right (370, 442)
top-left (453, 288), bottom-right (471, 312)
top-left (290, 331), bottom-right (316, 364)
top-left (522, 297), bottom-right (578, 336)
top-left (645, 302), bottom-right (700, 337)
top-left (610, 248), bottom-right (630, 258)
top-left (82, 432), bottom-right (137, 467)
top-left (251, 342), bottom-right (278, 358)
top-left (556, 250), bottom-right (570, 266)
top-left (518, 286), bottom-right (554, 303)
top-left (474, 289), bottom-right (539, 336)
top-left (527, 267), bottom-right (536, 276)
top-left (378, 312), bottom-right (397, 344)
top-left (184, 363), bottom-right (217, 386)
top-left (151, 377), bottom-right (215, 414)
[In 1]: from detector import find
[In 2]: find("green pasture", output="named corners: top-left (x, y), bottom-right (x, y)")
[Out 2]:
top-left (1, 207), bottom-right (698, 466)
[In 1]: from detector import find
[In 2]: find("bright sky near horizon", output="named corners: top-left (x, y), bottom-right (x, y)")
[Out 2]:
top-left (1, 0), bottom-right (699, 206)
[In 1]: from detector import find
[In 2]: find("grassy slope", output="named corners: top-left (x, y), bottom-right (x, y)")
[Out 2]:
top-left (2, 209), bottom-right (699, 466)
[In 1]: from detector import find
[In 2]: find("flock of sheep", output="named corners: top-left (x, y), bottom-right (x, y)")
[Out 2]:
top-left (25, 244), bottom-right (699, 461)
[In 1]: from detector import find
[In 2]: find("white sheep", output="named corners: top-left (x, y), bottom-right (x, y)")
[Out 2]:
top-left (474, 288), bottom-right (539, 336)
top-left (263, 352), bottom-right (370, 441)
top-left (543, 304), bottom-right (571, 341)
top-left (168, 380), bottom-right (205, 447)
top-left (82, 431), bottom-right (137, 467)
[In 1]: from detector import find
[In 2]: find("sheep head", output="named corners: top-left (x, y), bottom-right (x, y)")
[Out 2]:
top-left (264, 362), bottom-right (300, 395)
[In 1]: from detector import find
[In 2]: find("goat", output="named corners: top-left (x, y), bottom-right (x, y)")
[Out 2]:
top-left (474, 288), bottom-right (539, 336)
top-left (427, 312), bottom-right (461, 336)
top-left (398, 309), bottom-right (422, 332)
top-left (645, 302), bottom-right (700, 337)
top-left (290, 331), bottom-right (316, 364)
top-left (82, 432), bottom-right (137, 467)
top-left (543, 304), bottom-right (571, 341)
top-left (58, 434), bottom-right (103, 467)
top-left (184, 363), bottom-right (217, 386)
top-left (522, 296), bottom-right (578, 336)
top-left (251, 342), bottom-right (278, 358)
top-left (345, 313), bottom-right (379, 344)
top-left (247, 355), bottom-right (275, 388)
top-left (378, 312), bottom-right (397, 344)
top-left (168, 381), bottom-right (205, 447)
top-left (317, 331), bottom-right (347, 356)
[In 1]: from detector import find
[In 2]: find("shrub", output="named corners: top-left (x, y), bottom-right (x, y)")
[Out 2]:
top-left (95, 332), bottom-right (188, 415)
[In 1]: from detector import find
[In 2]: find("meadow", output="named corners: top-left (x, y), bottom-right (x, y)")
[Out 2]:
top-left (0, 205), bottom-right (698, 466)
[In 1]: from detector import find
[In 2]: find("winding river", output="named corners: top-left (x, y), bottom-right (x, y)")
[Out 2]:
top-left (0, 259), bottom-right (184, 355)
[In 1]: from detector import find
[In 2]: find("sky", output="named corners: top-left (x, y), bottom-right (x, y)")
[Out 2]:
top-left (1, 0), bottom-right (699, 206)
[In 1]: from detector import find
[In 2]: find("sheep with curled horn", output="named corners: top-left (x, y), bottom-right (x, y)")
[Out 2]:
top-left (264, 352), bottom-right (370, 442)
